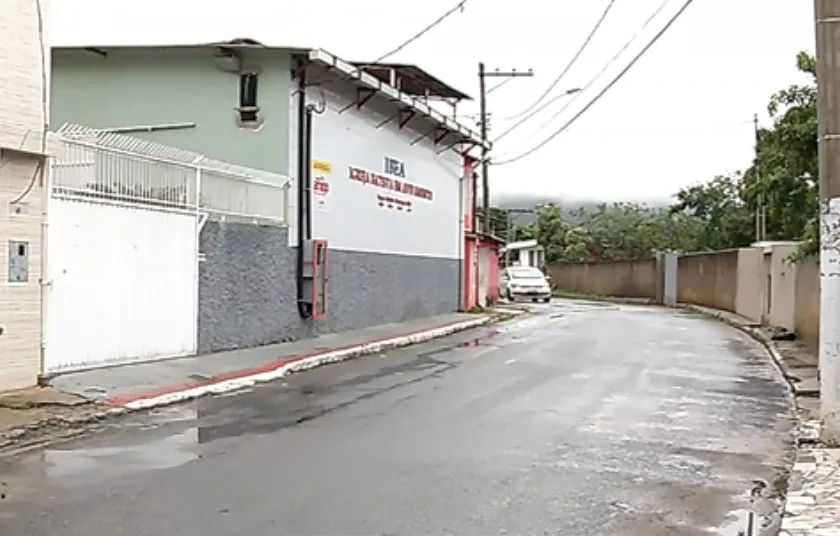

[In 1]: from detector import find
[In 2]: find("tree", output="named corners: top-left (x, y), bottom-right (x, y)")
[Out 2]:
top-left (503, 52), bottom-right (819, 264)
top-left (754, 51), bottom-right (818, 257)
top-left (476, 207), bottom-right (511, 238)
top-left (562, 227), bottom-right (592, 262)
top-left (533, 203), bottom-right (571, 263)
top-left (573, 202), bottom-right (691, 260)
top-left (669, 51), bottom-right (818, 257)
top-left (669, 173), bottom-right (754, 250)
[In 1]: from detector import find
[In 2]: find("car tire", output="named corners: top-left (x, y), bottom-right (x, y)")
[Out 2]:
top-left (542, 297), bottom-right (551, 303)
top-left (506, 289), bottom-right (514, 301)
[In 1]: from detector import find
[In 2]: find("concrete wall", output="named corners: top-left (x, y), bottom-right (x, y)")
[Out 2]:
top-left (0, 0), bottom-right (48, 391)
top-left (794, 256), bottom-right (820, 347)
top-left (549, 245), bottom-right (822, 348)
top-left (198, 222), bottom-right (459, 353)
top-left (548, 259), bottom-right (658, 299)
top-left (769, 245), bottom-right (798, 330)
top-left (735, 248), bottom-right (765, 323)
top-left (0, 154), bottom-right (44, 391)
top-left (0, 0), bottom-right (47, 153)
top-left (677, 250), bottom-right (739, 312)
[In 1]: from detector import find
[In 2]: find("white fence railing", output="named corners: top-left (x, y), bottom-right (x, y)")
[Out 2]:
top-left (50, 123), bottom-right (290, 223)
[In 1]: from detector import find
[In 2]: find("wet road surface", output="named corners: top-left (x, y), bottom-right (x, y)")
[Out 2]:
top-left (0, 300), bottom-right (795, 535)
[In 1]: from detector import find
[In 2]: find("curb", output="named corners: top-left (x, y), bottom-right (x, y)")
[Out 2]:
top-left (111, 316), bottom-right (493, 410)
top-left (1, 316), bottom-right (494, 453)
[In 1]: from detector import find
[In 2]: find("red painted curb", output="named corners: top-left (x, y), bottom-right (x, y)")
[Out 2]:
top-left (102, 318), bottom-right (482, 407)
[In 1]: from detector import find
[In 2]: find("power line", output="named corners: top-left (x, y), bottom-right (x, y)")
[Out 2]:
top-left (365, 0), bottom-right (467, 66)
top-left (525, 0), bottom-right (673, 143)
top-left (487, 77), bottom-right (515, 94)
top-left (494, 0), bottom-right (619, 138)
top-left (313, 1), bottom-right (468, 107)
top-left (495, 88), bottom-right (581, 121)
top-left (497, 0), bottom-right (672, 145)
top-left (493, 0), bottom-right (697, 166)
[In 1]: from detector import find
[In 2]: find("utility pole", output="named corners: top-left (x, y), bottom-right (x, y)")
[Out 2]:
top-left (504, 208), bottom-right (535, 266)
top-left (753, 113), bottom-right (766, 242)
top-left (478, 63), bottom-right (534, 234)
top-left (815, 0), bottom-right (840, 446)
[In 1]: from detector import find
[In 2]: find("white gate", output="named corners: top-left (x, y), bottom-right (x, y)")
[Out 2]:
top-left (45, 198), bottom-right (199, 372)
top-left (43, 125), bottom-right (289, 373)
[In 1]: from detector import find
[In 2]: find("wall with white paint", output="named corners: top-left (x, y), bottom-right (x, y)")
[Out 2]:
top-left (306, 88), bottom-right (462, 259)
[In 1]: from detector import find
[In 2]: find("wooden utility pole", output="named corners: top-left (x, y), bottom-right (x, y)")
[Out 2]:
top-left (815, 0), bottom-right (840, 446)
top-left (478, 63), bottom-right (533, 234)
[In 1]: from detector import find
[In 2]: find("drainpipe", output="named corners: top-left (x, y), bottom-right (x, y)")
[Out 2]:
top-left (457, 158), bottom-right (465, 311)
top-left (38, 156), bottom-right (50, 385)
top-left (295, 59), bottom-right (312, 319)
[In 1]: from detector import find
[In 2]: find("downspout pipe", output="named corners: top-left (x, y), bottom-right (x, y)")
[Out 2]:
top-left (296, 59), bottom-right (312, 319)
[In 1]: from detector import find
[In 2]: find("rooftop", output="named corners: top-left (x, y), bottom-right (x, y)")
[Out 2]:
top-left (350, 62), bottom-right (472, 101)
top-left (502, 240), bottom-right (543, 251)
top-left (53, 38), bottom-right (487, 150)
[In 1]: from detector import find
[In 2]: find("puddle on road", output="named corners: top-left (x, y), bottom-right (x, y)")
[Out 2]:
top-left (42, 428), bottom-right (199, 482)
top-left (417, 329), bottom-right (501, 358)
top-left (0, 408), bottom-right (204, 508)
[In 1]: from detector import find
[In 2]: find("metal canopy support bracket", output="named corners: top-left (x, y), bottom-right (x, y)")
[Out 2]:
top-left (437, 137), bottom-right (468, 155)
top-left (458, 140), bottom-right (480, 157)
top-left (338, 87), bottom-right (377, 113)
top-left (434, 127), bottom-right (449, 145)
top-left (398, 108), bottom-right (416, 129)
top-left (356, 87), bottom-right (376, 109)
top-left (410, 125), bottom-right (439, 146)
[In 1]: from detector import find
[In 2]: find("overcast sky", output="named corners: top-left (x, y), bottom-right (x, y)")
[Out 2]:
top-left (51, 0), bottom-right (815, 202)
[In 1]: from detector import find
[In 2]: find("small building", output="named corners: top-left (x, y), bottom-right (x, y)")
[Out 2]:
top-left (45, 38), bottom-right (487, 373)
top-left (0, 0), bottom-right (50, 391)
top-left (502, 239), bottom-right (545, 269)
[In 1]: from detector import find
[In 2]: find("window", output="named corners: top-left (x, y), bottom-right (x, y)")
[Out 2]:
top-left (238, 73), bottom-right (260, 124)
top-left (509, 267), bottom-right (544, 279)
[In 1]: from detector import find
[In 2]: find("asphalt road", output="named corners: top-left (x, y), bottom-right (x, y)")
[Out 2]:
top-left (0, 300), bottom-right (796, 535)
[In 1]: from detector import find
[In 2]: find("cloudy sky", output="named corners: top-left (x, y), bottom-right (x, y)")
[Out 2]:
top-left (51, 0), bottom-right (815, 202)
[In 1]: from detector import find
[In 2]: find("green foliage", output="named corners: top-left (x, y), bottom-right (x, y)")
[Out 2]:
top-left (475, 207), bottom-right (511, 239)
top-left (498, 51), bottom-right (820, 263)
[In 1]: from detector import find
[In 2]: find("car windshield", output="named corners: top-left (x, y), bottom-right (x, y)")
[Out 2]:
top-left (509, 268), bottom-right (544, 279)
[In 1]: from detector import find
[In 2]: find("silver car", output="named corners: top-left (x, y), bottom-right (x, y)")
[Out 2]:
top-left (500, 266), bottom-right (551, 303)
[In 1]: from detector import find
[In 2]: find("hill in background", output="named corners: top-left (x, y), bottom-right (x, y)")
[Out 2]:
top-left (493, 193), bottom-right (671, 225)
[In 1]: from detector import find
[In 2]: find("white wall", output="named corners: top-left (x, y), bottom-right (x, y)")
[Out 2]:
top-left (305, 88), bottom-right (462, 259)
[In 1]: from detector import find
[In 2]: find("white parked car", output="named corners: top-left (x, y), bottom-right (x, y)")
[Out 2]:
top-left (499, 266), bottom-right (552, 303)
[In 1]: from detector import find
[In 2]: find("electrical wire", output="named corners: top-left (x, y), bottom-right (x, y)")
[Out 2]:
top-left (493, 0), bottom-right (697, 166)
top-left (496, 0), bottom-right (671, 144)
top-left (496, 89), bottom-right (580, 121)
top-left (487, 77), bottom-right (515, 94)
top-left (494, 0), bottom-right (619, 135)
top-left (363, 0), bottom-right (467, 67)
top-left (9, 0), bottom-right (48, 204)
top-left (312, 0), bottom-right (468, 109)
top-left (521, 0), bottom-right (673, 144)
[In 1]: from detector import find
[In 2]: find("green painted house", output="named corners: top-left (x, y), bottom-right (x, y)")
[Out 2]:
top-left (50, 39), bottom-right (301, 178)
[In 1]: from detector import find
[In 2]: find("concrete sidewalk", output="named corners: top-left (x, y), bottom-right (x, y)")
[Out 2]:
top-left (50, 312), bottom-right (493, 410)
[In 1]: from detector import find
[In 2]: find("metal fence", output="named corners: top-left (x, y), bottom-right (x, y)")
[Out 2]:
top-left (50, 123), bottom-right (290, 223)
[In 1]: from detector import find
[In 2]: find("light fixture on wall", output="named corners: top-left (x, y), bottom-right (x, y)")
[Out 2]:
top-left (213, 47), bottom-right (241, 73)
